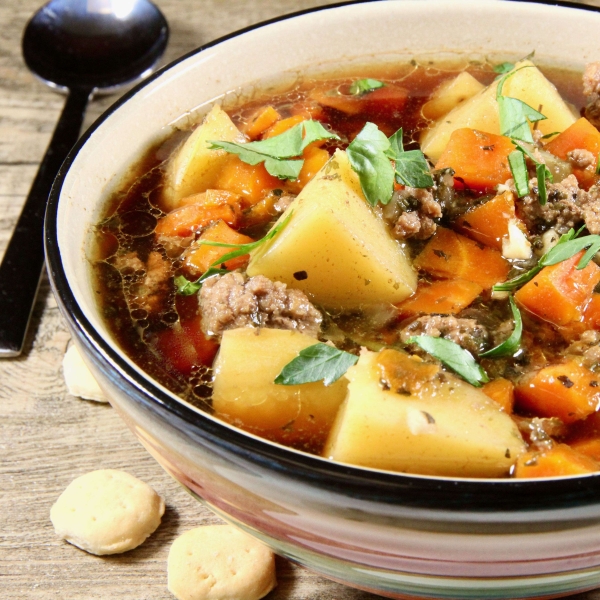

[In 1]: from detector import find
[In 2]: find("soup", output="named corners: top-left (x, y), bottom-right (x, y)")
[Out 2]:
top-left (92, 56), bottom-right (600, 478)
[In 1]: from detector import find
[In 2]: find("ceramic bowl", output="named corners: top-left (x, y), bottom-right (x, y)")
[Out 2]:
top-left (45, 1), bottom-right (600, 598)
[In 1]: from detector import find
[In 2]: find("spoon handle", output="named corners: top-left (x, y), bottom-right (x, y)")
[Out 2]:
top-left (0, 86), bottom-right (92, 357)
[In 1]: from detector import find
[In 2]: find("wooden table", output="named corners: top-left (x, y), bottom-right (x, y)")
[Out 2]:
top-left (3, 1), bottom-right (600, 598)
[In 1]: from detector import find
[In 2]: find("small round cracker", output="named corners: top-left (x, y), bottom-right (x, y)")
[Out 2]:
top-left (50, 469), bottom-right (165, 555)
top-left (167, 525), bottom-right (277, 600)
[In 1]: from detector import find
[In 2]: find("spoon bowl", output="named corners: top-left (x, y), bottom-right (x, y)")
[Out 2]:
top-left (23, 0), bottom-right (169, 92)
top-left (0, 0), bottom-right (168, 357)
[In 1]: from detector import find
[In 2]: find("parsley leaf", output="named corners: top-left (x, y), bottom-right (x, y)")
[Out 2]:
top-left (347, 122), bottom-right (395, 206)
top-left (508, 150), bottom-right (529, 197)
top-left (274, 343), bottom-right (358, 386)
top-left (174, 268), bottom-right (227, 296)
top-left (406, 335), bottom-right (489, 387)
top-left (387, 128), bottom-right (434, 188)
top-left (496, 66), bottom-right (546, 143)
top-left (479, 296), bottom-right (522, 358)
top-left (209, 120), bottom-right (338, 180)
top-left (349, 78), bottom-right (385, 95)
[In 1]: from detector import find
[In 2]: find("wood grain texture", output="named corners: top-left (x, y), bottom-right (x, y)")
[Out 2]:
top-left (2, 1), bottom-right (600, 599)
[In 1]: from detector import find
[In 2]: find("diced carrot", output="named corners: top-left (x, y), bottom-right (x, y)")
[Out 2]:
top-left (153, 319), bottom-right (219, 377)
top-left (455, 191), bottom-right (519, 250)
top-left (213, 155), bottom-right (281, 207)
top-left (360, 84), bottom-right (409, 118)
top-left (263, 114), bottom-right (306, 139)
top-left (515, 251), bottom-right (600, 327)
top-left (482, 377), bottom-right (515, 413)
top-left (308, 83), bottom-right (408, 117)
top-left (565, 412), bottom-right (600, 461)
top-left (515, 360), bottom-right (600, 424)
top-left (155, 190), bottom-right (241, 237)
top-left (244, 105), bottom-right (281, 140)
top-left (183, 220), bottom-right (254, 277)
top-left (583, 294), bottom-right (600, 329)
top-left (545, 117), bottom-right (600, 189)
top-left (289, 98), bottom-right (326, 121)
top-left (435, 128), bottom-right (515, 192)
top-left (513, 443), bottom-right (600, 478)
top-left (413, 227), bottom-right (510, 289)
top-left (287, 145), bottom-right (330, 193)
top-left (395, 278), bottom-right (483, 319)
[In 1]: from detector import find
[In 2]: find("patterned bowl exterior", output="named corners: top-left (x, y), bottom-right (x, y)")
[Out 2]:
top-left (45, 1), bottom-right (600, 597)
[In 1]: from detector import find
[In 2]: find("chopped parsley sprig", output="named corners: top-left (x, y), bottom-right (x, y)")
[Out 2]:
top-left (493, 227), bottom-right (600, 293)
top-left (348, 78), bottom-right (385, 95)
top-left (174, 212), bottom-right (293, 295)
top-left (347, 123), bottom-right (433, 206)
top-left (479, 296), bottom-right (522, 358)
top-left (209, 120), bottom-right (339, 180)
top-left (496, 65), bottom-right (547, 144)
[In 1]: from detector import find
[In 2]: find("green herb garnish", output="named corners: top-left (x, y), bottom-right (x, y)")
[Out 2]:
top-left (174, 213), bottom-right (293, 296)
top-left (406, 335), bottom-right (489, 387)
top-left (347, 123), bottom-right (432, 206)
top-left (209, 120), bottom-right (339, 180)
top-left (494, 62), bottom-right (515, 75)
top-left (496, 66), bottom-right (546, 143)
top-left (479, 296), bottom-right (522, 358)
top-left (511, 140), bottom-right (553, 205)
top-left (387, 127), bottom-right (434, 189)
top-left (492, 227), bottom-right (600, 293)
top-left (347, 122), bottom-right (396, 206)
top-left (349, 78), bottom-right (385, 95)
top-left (508, 150), bottom-right (529, 197)
top-left (492, 51), bottom-right (535, 76)
top-left (274, 343), bottom-right (359, 386)
top-left (174, 267), bottom-right (228, 296)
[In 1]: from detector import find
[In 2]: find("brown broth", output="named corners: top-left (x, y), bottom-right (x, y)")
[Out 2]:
top-left (91, 59), bottom-right (589, 457)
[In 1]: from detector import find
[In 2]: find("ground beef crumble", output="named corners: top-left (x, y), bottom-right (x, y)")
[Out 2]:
top-left (399, 314), bottom-right (489, 356)
top-left (387, 186), bottom-right (442, 240)
top-left (507, 174), bottom-right (600, 236)
top-left (200, 272), bottom-right (322, 338)
top-left (113, 250), bottom-right (172, 313)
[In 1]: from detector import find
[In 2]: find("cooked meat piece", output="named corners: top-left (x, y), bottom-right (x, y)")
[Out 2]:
top-left (200, 272), bottom-right (322, 338)
top-left (584, 62), bottom-right (600, 128)
top-left (515, 174), bottom-right (584, 234)
top-left (390, 187), bottom-right (441, 240)
top-left (156, 232), bottom-right (194, 258)
top-left (567, 148), bottom-right (596, 170)
top-left (113, 251), bottom-right (145, 275)
top-left (113, 250), bottom-right (172, 313)
top-left (399, 314), bottom-right (489, 355)
top-left (580, 184), bottom-right (600, 235)
top-left (567, 330), bottom-right (600, 369)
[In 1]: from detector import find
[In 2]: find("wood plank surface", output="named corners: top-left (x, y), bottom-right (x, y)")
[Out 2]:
top-left (2, 1), bottom-right (600, 599)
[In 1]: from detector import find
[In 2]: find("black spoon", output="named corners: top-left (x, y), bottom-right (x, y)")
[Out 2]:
top-left (0, 0), bottom-right (168, 357)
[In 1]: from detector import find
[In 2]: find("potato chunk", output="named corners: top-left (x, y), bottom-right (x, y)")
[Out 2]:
top-left (212, 328), bottom-right (347, 449)
top-left (162, 105), bottom-right (246, 211)
top-left (247, 150), bottom-right (417, 310)
top-left (421, 71), bottom-right (485, 121)
top-left (324, 349), bottom-right (526, 477)
top-left (420, 61), bottom-right (577, 162)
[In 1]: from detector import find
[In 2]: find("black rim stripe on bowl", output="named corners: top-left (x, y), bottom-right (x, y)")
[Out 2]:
top-left (45, 0), bottom-right (600, 513)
